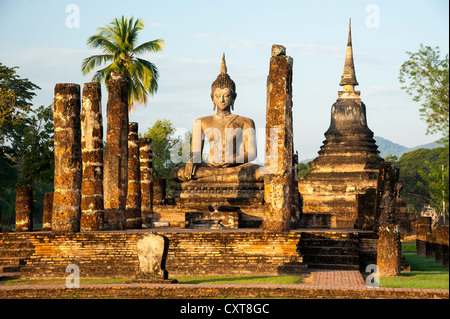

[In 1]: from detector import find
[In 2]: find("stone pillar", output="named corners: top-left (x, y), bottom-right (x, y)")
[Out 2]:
top-left (435, 226), bottom-right (449, 267)
top-left (153, 178), bottom-right (166, 205)
top-left (126, 122), bottom-right (141, 229)
top-left (103, 73), bottom-right (129, 230)
top-left (52, 83), bottom-right (82, 233)
top-left (80, 82), bottom-right (104, 231)
top-left (426, 232), bottom-right (436, 259)
top-left (262, 44), bottom-right (296, 231)
top-left (15, 186), bottom-right (33, 232)
top-left (42, 192), bottom-right (54, 231)
top-left (375, 162), bottom-right (401, 277)
top-left (139, 137), bottom-right (153, 229)
top-left (416, 216), bottom-right (432, 257)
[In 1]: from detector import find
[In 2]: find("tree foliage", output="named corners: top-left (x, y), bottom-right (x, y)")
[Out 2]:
top-left (0, 63), bottom-right (53, 226)
top-left (141, 119), bottom-right (180, 179)
top-left (81, 16), bottom-right (165, 110)
top-left (397, 147), bottom-right (448, 217)
top-left (399, 45), bottom-right (449, 145)
top-left (298, 162), bottom-right (313, 179)
top-left (0, 63), bottom-right (40, 143)
top-left (9, 104), bottom-right (54, 187)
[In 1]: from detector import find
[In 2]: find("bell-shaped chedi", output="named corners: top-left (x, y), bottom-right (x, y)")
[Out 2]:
top-left (298, 19), bottom-right (383, 229)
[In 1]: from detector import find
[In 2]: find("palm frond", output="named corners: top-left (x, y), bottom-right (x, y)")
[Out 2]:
top-left (133, 39), bottom-right (165, 55)
top-left (82, 15), bottom-right (164, 108)
top-left (86, 34), bottom-right (119, 53)
top-left (135, 58), bottom-right (159, 94)
top-left (81, 54), bottom-right (114, 75)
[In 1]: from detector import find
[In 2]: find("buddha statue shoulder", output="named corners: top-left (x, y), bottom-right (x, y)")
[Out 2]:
top-left (172, 54), bottom-right (263, 183)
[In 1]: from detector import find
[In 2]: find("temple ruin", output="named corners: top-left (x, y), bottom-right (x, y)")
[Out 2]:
top-left (3, 21), bottom-right (446, 287)
top-left (298, 20), bottom-right (383, 229)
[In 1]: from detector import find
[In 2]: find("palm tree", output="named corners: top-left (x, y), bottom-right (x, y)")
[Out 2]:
top-left (81, 16), bottom-right (164, 110)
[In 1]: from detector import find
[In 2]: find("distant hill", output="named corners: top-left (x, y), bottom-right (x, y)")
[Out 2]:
top-left (373, 136), bottom-right (440, 159)
top-left (300, 136), bottom-right (440, 163)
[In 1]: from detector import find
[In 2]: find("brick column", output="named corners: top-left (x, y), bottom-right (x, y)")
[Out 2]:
top-left (126, 122), bottom-right (141, 229)
top-left (375, 162), bottom-right (401, 276)
top-left (153, 178), bottom-right (166, 205)
top-left (42, 192), bottom-right (54, 231)
top-left (52, 83), bottom-right (82, 232)
top-left (262, 44), bottom-right (297, 231)
top-left (436, 226), bottom-right (449, 267)
top-left (139, 137), bottom-right (153, 229)
top-left (103, 73), bottom-right (129, 230)
top-left (416, 216), bottom-right (432, 257)
top-left (15, 186), bottom-right (33, 232)
top-left (80, 82), bottom-right (104, 231)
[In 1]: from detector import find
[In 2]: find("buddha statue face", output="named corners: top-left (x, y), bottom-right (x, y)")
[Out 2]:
top-left (211, 87), bottom-right (235, 112)
top-left (210, 54), bottom-right (236, 112)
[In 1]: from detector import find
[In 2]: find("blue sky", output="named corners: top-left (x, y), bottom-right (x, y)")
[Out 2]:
top-left (0, 0), bottom-right (448, 161)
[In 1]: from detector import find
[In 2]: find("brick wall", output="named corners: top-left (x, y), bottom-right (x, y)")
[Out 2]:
top-left (1, 230), bottom-right (306, 279)
top-left (0, 283), bottom-right (447, 299)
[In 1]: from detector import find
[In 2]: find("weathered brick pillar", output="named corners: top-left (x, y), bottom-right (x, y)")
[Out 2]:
top-left (103, 73), bottom-right (128, 230)
top-left (435, 226), bottom-right (449, 267)
top-left (80, 82), bottom-right (104, 231)
top-left (376, 162), bottom-right (401, 276)
top-left (126, 122), bottom-right (141, 229)
top-left (262, 44), bottom-right (296, 232)
top-left (416, 216), bottom-right (432, 257)
top-left (426, 232), bottom-right (436, 259)
top-left (153, 178), bottom-right (166, 205)
top-left (42, 192), bottom-right (54, 231)
top-left (139, 137), bottom-right (153, 229)
top-left (52, 83), bottom-right (82, 232)
top-left (15, 186), bottom-right (33, 232)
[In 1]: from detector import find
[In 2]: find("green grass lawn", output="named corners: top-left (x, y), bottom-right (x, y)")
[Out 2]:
top-left (380, 242), bottom-right (448, 290)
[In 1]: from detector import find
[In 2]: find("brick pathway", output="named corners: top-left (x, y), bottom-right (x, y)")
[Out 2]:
top-left (304, 269), bottom-right (367, 288)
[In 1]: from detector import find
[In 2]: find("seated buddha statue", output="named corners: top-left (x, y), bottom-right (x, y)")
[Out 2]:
top-left (171, 54), bottom-right (263, 184)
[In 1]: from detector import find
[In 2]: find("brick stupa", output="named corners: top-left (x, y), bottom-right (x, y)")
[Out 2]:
top-left (298, 19), bottom-right (383, 229)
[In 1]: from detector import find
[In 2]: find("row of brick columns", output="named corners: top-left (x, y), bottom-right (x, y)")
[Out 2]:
top-left (15, 73), bottom-right (154, 232)
top-left (416, 217), bottom-right (449, 268)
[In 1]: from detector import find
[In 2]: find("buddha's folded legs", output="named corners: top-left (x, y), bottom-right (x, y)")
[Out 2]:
top-left (172, 162), bottom-right (264, 183)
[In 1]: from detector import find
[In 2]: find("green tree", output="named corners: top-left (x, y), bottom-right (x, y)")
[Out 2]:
top-left (10, 104), bottom-right (54, 187)
top-left (141, 119), bottom-right (181, 187)
top-left (384, 154), bottom-right (398, 163)
top-left (399, 45), bottom-right (449, 145)
top-left (397, 147), bottom-right (448, 217)
top-left (418, 153), bottom-right (449, 221)
top-left (0, 63), bottom-right (40, 144)
top-left (81, 16), bottom-right (165, 110)
top-left (298, 162), bottom-right (312, 179)
top-left (0, 63), bottom-right (53, 226)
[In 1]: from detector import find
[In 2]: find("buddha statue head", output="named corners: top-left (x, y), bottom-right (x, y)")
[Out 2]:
top-left (211, 54), bottom-right (237, 111)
